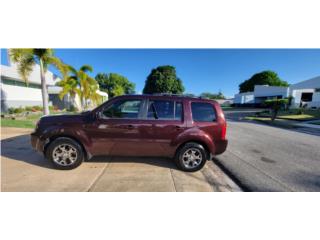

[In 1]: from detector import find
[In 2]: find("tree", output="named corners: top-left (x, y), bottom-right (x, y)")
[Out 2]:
top-left (264, 98), bottom-right (289, 121)
top-left (239, 71), bottom-right (289, 93)
top-left (143, 65), bottom-right (185, 94)
top-left (95, 73), bottom-right (135, 98)
top-left (184, 93), bottom-right (196, 97)
top-left (58, 65), bottom-right (100, 110)
top-left (9, 49), bottom-right (65, 115)
top-left (200, 91), bottom-right (226, 99)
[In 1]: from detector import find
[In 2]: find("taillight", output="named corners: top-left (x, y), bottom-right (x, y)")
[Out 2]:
top-left (221, 122), bottom-right (227, 140)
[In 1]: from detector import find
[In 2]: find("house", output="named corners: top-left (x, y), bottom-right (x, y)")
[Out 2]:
top-left (1, 62), bottom-right (108, 112)
top-left (234, 76), bottom-right (320, 109)
top-left (1, 62), bottom-right (61, 111)
top-left (289, 76), bottom-right (320, 108)
top-left (216, 98), bottom-right (234, 106)
top-left (234, 92), bottom-right (254, 105)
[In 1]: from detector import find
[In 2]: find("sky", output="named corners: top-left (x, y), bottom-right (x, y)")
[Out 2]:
top-left (1, 49), bottom-right (320, 97)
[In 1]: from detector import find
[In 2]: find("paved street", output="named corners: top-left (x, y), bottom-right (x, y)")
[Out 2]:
top-left (215, 111), bottom-right (320, 191)
top-left (1, 127), bottom-right (240, 192)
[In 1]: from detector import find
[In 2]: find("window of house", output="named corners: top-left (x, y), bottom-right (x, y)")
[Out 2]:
top-left (1, 77), bottom-right (41, 89)
top-left (102, 99), bottom-right (142, 119)
top-left (191, 102), bottom-right (216, 122)
top-left (147, 100), bottom-right (182, 120)
top-left (301, 93), bottom-right (313, 102)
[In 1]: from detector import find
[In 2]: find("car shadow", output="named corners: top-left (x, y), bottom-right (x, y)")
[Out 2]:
top-left (1, 134), bottom-right (54, 169)
top-left (1, 134), bottom-right (179, 170)
top-left (88, 155), bottom-right (179, 170)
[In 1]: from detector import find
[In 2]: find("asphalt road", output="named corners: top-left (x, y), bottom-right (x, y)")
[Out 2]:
top-left (215, 111), bottom-right (320, 191)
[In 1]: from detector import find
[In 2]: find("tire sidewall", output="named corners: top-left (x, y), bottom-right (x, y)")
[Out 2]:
top-left (46, 137), bottom-right (84, 170)
top-left (175, 142), bottom-right (207, 172)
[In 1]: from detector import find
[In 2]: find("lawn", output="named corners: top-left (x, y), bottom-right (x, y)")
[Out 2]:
top-left (1, 118), bottom-right (36, 129)
top-left (257, 109), bottom-right (320, 121)
top-left (1, 111), bottom-right (73, 129)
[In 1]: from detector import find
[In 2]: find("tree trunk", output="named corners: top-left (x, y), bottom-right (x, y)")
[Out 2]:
top-left (271, 108), bottom-right (278, 121)
top-left (39, 59), bottom-right (50, 115)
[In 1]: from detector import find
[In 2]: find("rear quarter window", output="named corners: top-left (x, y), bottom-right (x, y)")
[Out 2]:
top-left (191, 102), bottom-right (216, 122)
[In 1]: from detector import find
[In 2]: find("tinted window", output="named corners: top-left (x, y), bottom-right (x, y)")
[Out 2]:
top-left (147, 100), bottom-right (182, 120)
top-left (175, 102), bottom-right (182, 120)
top-left (102, 99), bottom-right (142, 119)
top-left (191, 102), bottom-right (216, 122)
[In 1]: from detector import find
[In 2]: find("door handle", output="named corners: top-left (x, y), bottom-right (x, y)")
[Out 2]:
top-left (127, 124), bottom-right (134, 129)
top-left (175, 125), bottom-right (182, 130)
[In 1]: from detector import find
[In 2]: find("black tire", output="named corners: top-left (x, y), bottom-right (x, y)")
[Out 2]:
top-left (46, 137), bottom-right (84, 170)
top-left (174, 142), bottom-right (207, 172)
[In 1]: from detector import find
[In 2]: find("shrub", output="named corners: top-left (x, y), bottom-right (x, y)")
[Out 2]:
top-left (68, 105), bottom-right (78, 112)
top-left (31, 105), bottom-right (42, 112)
top-left (25, 106), bottom-right (33, 112)
top-left (264, 98), bottom-right (289, 121)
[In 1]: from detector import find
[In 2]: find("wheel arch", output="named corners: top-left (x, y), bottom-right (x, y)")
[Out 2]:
top-left (44, 134), bottom-right (90, 160)
top-left (175, 139), bottom-right (212, 160)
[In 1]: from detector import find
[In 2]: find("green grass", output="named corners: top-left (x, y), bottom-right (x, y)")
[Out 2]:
top-left (245, 116), bottom-right (271, 121)
top-left (1, 118), bottom-right (36, 128)
top-left (258, 109), bottom-right (320, 121)
top-left (277, 114), bottom-right (316, 120)
top-left (1, 111), bottom-right (74, 129)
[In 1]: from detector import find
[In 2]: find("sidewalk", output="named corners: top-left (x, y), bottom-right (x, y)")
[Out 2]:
top-left (1, 127), bottom-right (241, 192)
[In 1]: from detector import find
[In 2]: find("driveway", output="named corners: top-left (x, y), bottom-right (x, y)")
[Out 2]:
top-left (215, 110), bottom-right (320, 191)
top-left (1, 127), bottom-right (240, 192)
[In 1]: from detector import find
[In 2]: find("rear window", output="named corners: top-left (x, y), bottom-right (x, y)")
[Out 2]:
top-left (147, 100), bottom-right (182, 120)
top-left (191, 102), bottom-right (216, 122)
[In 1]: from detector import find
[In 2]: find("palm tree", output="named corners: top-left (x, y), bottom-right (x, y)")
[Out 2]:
top-left (9, 49), bottom-right (65, 115)
top-left (56, 65), bottom-right (81, 110)
top-left (58, 65), bottom-right (101, 110)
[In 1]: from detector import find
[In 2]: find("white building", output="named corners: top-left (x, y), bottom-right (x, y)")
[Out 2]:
top-left (1, 62), bottom-right (108, 112)
top-left (1, 62), bottom-right (61, 111)
top-left (234, 76), bottom-right (320, 109)
top-left (234, 92), bottom-right (254, 105)
top-left (289, 76), bottom-right (320, 108)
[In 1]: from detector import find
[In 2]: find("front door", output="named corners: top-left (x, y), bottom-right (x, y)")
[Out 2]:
top-left (88, 98), bottom-right (146, 156)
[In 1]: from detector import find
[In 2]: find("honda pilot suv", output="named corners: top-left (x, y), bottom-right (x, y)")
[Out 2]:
top-left (31, 94), bottom-right (228, 172)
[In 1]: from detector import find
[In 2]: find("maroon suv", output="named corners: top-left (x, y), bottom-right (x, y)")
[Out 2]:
top-left (31, 94), bottom-right (228, 172)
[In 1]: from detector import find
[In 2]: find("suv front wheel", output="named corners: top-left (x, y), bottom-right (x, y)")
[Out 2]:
top-left (46, 137), bottom-right (84, 170)
top-left (175, 142), bottom-right (207, 172)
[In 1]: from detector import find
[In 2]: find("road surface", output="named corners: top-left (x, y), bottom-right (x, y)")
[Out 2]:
top-left (215, 111), bottom-right (320, 191)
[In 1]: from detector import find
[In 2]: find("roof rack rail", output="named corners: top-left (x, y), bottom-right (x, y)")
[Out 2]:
top-left (151, 93), bottom-right (185, 96)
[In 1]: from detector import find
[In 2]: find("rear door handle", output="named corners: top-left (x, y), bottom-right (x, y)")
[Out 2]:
top-left (127, 124), bottom-right (134, 129)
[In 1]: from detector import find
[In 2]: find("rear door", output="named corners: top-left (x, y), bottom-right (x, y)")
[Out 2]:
top-left (142, 98), bottom-right (186, 156)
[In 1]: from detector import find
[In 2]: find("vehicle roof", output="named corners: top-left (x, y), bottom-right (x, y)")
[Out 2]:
top-left (114, 94), bottom-right (218, 103)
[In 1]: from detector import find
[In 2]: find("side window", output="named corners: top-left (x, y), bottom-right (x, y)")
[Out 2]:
top-left (175, 102), bottom-right (183, 120)
top-left (147, 100), bottom-right (182, 120)
top-left (191, 102), bottom-right (216, 122)
top-left (102, 99), bottom-right (142, 119)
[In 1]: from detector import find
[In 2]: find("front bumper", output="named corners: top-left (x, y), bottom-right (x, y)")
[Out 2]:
top-left (215, 139), bottom-right (228, 155)
top-left (31, 132), bottom-right (45, 153)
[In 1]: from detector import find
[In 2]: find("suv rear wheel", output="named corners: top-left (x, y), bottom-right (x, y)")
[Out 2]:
top-left (175, 142), bottom-right (207, 172)
top-left (46, 137), bottom-right (84, 170)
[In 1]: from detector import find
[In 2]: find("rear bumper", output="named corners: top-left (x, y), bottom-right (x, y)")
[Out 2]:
top-left (215, 139), bottom-right (228, 155)
top-left (31, 132), bottom-right (45, 153)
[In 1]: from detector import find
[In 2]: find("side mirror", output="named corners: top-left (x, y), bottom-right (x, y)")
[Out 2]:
top-left (96, 111), bottom-right (103, 120)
